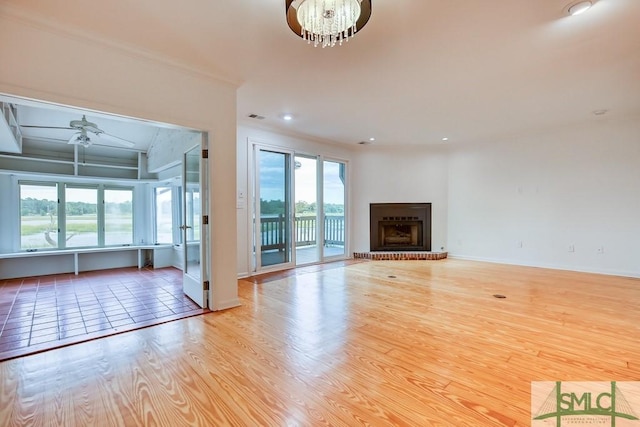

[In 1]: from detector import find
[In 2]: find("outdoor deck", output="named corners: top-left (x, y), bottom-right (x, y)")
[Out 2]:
top-left (260, 215), bottom-right (345, 267)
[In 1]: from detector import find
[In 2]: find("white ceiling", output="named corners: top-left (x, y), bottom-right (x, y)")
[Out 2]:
top-left (3, 0), bottom-right (640, 147)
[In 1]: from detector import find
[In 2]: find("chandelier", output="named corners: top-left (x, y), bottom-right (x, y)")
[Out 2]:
top-left (285, 0), bottom-right (372, 48)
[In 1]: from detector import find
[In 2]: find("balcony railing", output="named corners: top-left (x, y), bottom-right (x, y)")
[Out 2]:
top-left (261, 215), bottom-right (344, 251)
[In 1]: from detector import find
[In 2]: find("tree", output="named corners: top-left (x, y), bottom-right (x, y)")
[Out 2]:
top-left (260, 199), bottom-right (284, 215)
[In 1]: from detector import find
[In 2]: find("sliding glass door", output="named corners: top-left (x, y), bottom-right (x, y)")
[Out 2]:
top-left (323, 160), bottom-right (346, 259)
top-left (255, 148), bottom-right (293, 269)
top-left (253, 146), bottom-right (347, 272)
top-left (294, 155), bottom-right (320, 265)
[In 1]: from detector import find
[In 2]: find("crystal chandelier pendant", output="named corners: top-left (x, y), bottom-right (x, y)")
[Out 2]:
top-left (285, 0), bottom-right (372, 48)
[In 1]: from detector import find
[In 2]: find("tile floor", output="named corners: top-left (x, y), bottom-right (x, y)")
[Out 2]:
top-left (0, 267), bottom-right (206, 361)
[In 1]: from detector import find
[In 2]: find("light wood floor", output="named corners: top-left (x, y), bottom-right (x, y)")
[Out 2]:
top-left (1, 259), bottom-right (639, 426)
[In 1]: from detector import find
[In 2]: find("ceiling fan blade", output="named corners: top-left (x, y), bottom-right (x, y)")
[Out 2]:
top-left (20, 125), bottom-right (74, 130)
top-left (99, 132), bottom-right (135, 148)
top-left (83, 125), bottom-right (103, 134)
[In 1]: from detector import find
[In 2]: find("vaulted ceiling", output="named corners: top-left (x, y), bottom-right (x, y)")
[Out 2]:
top-left (2, 0), bottom-right (639, 148)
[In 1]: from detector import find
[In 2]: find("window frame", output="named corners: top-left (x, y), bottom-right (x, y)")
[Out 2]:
top-left (153, 184), bottom-right (176, 245)
top-left (19, 181), bottom-right (60, 251)
top-left (103, 186), bottom-right (134, 247)
top-left (64, 184), bottom-right (99, 249)
top-left (17, 179), bottom-right (135, 252)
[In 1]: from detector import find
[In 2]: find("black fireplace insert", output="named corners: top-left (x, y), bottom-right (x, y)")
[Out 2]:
top-left (370, 203), bottom-right (431, 251)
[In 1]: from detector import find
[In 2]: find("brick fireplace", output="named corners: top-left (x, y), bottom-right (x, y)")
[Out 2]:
top-left (369, 203), bottom-right (431, 252)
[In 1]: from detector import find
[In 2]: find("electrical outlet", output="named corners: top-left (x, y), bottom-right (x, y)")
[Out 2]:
top-left (568, 244), bottom-right (575, 253)
top-left (597, 246), bottom-right (604, 254)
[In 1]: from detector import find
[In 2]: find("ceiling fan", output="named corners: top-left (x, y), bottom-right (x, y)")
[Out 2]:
top-left (20, 115), bottom-right (135, 148)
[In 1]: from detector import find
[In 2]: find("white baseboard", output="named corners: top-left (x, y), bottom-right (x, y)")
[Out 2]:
top-left (448, 254), bottom-right (640, 279)
top-left (211, 297), bottom-right (241, 311)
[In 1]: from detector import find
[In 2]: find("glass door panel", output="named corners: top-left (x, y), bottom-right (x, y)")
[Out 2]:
top-left (323, 160), bottom-right (346, 258)
top-left (182, 145), bottom-right (204, 307)
top-left (295, 155), bottom-right (320, 265)
top-left (256, 149), bottom-right (292, 269)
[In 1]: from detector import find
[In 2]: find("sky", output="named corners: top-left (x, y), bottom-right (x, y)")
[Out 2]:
top-left (259, 152), bottom-right (345, 205)
top-left (20, 185), bottom-right (133, 203)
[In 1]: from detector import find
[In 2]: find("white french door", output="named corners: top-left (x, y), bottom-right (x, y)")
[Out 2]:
top-left (181, 143), bottom-right (207, 307)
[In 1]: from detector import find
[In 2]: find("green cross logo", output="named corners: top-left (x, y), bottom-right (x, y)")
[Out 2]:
top-left (532, 381), bottom-right (639, 427)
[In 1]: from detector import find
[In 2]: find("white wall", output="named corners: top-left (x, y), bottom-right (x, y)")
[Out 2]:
top-left (350, 146), bottom-right (450, 253)
top-left (237, 117), bottom-right (639, 279)
top-left (236, 125), bottom-right (354, 277)
top-left (0, 10), bottom-right (239, 309)
top-left (447, 116), bottom-right (640, 277)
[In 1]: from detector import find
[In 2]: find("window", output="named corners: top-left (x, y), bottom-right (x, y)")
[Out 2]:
top-left (105, 188), bottom-right (133, 246)
top-left (18, 180), bottom-right (135, 251)
top-left (20, 182), bottom-right (59, 250)
top-left (155, 186), bottom-right (173, 244)
top-left (65, 186), bottom-right (98, 248)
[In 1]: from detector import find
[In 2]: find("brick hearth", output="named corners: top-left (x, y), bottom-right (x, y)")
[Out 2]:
top-left (353, 251), bottom-right (448, 261)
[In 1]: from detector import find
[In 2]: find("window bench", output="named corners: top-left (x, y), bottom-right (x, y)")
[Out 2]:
top-left (0, 245), bottom-right (174, 279)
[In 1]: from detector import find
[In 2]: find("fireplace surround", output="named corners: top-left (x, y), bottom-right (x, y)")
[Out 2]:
top-left (370, 203), bottom-right (431, 252)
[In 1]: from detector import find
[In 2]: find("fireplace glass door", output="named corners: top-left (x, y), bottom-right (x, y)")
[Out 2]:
top-left (379, 221), bottom-right (423, 249)
top-left (369, 203), bottom-right (431, 252)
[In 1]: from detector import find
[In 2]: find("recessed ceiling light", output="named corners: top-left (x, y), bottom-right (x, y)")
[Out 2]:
top-left (442, 137), bottom-right (449, 141)
top-left (567, 1), bottom-right (592, 16)
top-left (593, 109), bottom-right (608, 116)
top-left (369, 137), bottom-right (375, 141)
top-left (282, 114), bottom-right (293, 121)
